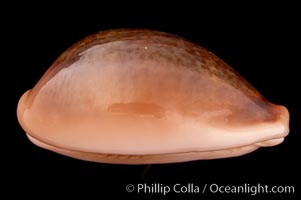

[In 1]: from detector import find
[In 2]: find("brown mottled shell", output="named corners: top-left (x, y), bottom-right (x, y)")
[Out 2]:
top-left (17, 29), bottom-right (289, 164)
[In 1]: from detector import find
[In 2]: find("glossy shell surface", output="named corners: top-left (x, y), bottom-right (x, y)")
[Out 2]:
top-left (17, 29), bottom-right (289, 164)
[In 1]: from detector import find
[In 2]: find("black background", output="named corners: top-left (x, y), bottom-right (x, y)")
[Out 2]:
top-left (12, 3), bottom-right (299, 199)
